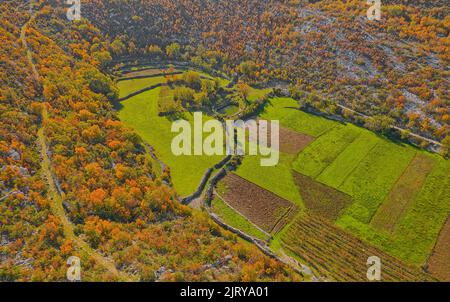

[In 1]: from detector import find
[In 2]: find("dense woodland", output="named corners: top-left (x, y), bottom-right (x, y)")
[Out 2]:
top-left (0, 1), bottom-right (298, 281)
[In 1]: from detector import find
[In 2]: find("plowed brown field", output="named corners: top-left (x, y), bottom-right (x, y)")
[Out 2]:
top-left (219, 173), bottom-right (298, 233)
top-left (427, 217), bottom-right (450, 281)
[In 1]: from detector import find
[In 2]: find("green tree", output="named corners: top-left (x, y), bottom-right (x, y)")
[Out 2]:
top-left (440, 136), bottom-right (450, 157)
top-left (110, 38), bottom-right (126, 56)
top-left (174, 86), bottom-right (195, 107)
top-left (166, 43), bottom-right (181, 60)
top-left (93, 51), bottom-right (112, 69)
top-left (147, 45), bottom-right (163, 59)
top-left (182, 71), bottom-right (201, 89)
top-left (364, 115), bottom-right (394, 134)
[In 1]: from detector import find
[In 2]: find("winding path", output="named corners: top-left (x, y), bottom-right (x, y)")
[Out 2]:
top-left (20, 8), bottom-right (133, 281)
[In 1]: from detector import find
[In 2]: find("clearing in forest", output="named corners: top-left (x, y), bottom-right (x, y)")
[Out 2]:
top-left (118, 86), bottom-right (222, 196)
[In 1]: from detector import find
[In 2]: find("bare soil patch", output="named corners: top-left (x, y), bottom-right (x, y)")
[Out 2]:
top-left (427, 217), bottom-right (450, 281)
top-left (218, 173), bottom-right (298, 233)
top-left (278, 126), bottom-right (315, 154)
top-left (293, 172), bottom-right (352, 221)
top-left (249, 122), bottom-right (314, 154)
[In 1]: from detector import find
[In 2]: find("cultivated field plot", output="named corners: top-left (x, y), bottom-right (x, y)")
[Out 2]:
top-left (269, 101), bottom-right (450, 273)
top-left (293, 125), bottom-right (361, 178)
top-left (118, 85), bottom-right (222, 197)
top-left (261, 97), bottom-right (336, 137)
top-left (316, 132), bottom-right (379, 188)
top-left (427, 217), bottom-right (450, 281)
top-left (218, 173), bottom-right (298, 234)
top-left (278, 127), bottom-right (315, 154)
top-left (338, 141), bottom-right (416, 224)
top-left (282, 214), bottom-right (433, 282)
top-left (250, 122), bottom-right (315, 154)
top-left (390, 160), bottom-right (450, 266)
top-left (371, 153), bottom-right (436, 232)
top-left (120, 67), bottom-right (180, 78)
top-left (117, 76), bottom-right (167, 98)
top-left (293, 172), bottom-right (351, 221)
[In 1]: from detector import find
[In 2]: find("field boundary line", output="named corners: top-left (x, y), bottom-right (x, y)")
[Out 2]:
top-left (311, 129), bottom-right (362, 179)
top-left (269, 205), bottom-right (297, 235)
top-left (336, 141), bottom-right (380, 191)
top-left (214, 191), bottom-right (272, 239)
top-left (369, 152), bottom-right (435, 231)
top-left (118, 83), bottom-right (163, 101)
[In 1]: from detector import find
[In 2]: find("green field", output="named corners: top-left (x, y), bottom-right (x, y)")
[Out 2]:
top-left (117, 76), bottom-right (167, 98)
top-left (118, 86), bottom-right (223, 196)
top-left (260, 97), bottom-right (336, 137)
top-left (293, 125), bottom-right (361, 178)
top-left (316, 132), bottom-right (379, 188)
top-left (337, 141), bottom-right (416, 224)
top-left (117, 69), bottom-right (450, 271)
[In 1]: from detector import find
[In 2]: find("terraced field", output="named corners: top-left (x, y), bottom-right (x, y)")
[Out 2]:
top-left (217, 173), bottom-right (298, 234)
top-left (371, 153), bottom-right (436, 232)
top-left (427, 217), bottom-right (450, 281)
top-left (119, 67), bottom-right (181, 78)
top-left (293, 172), bottom-right (351, 221)
top-left (282, 214), bottom-right (433, 281)
top-left (117, 76), bottom-right (167, 99)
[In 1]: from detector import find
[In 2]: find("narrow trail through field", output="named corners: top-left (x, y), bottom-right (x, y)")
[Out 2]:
top-left (21, 9), bottom-right (133, 281)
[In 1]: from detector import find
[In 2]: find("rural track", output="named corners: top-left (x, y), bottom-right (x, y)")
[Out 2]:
top-left (20, 8), bottom-right (134, 281)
